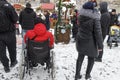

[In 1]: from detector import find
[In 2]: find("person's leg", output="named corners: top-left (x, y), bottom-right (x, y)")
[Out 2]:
top-left (46, 50), bottom-right (51, 68)
top-left (85, 56), bottom-right (94, 79)
top-left (6, 32), bottom-right (17, 67)
top-left (0, 41), bottom-right (10, 72)
top-left (75, 54), bottom-right (85, 79)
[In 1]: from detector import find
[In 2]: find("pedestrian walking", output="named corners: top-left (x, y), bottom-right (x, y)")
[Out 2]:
top-left (0, 0), bottom-right (18, 73)
top-left (75, 1), bottom-right (103, 80)
top-left (19, 2), bottom-right (37, 49)
top-left (44, 11), bottom-right (50, 30)
top-left (95, 2), bottom-right (110, 62)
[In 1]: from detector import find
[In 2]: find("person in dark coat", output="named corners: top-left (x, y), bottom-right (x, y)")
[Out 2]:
top-left (75, 1), bottom-right (103, 80)
top-left (44, 11), bottom-right (50, 30)
top-left (109, 9), bottom-right (118, 26)
top-left (95, 2), bottom-right (110, 62)
top-left (0, 0), bottom-right (18, 73)
top-left (71, 11), bottom-right (78, 41)
top-left (19, 2), bottom-right (37, 49)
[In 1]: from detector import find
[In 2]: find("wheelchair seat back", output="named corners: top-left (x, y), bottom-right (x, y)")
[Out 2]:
top-left (27, 39), bottom-right (50, 63)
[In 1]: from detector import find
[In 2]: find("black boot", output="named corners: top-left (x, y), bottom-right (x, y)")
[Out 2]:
top-left (85, 74), bottom-right (91, 79)
top-left (114, 43), bottom-right (118, 47)
top-left (75, 74), bottom-right (82, 80)
top-left (10, 60), bottom-right (18, 67)
top-left (4, 66), bottom-right (10, 73)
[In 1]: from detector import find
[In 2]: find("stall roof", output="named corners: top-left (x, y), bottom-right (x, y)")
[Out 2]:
top-left (41, 3), bottom-right (55, 10)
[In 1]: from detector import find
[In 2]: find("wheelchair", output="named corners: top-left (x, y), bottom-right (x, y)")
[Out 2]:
top-left (20, 39), bottom-right (54, 80)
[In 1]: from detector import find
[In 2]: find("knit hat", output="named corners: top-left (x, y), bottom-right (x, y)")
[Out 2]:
top-left (112, 9), bottom-right (116, 12)
top-left (34, 17), bottom-right (45, 25)
top-left (83, 1), bottom-right (95, 10)
top-left (26, 3), bottom-right (31, 8)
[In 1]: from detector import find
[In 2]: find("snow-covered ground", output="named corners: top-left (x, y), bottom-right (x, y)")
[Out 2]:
top-left (0, 35), bottom-right (120, 80)
top-left (53, 40), bottom-right (120, 80)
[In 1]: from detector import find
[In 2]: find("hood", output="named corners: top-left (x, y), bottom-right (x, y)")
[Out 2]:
top-left (79, 8), bottom-right (100, 19)
top-left (33, 23), bottom-right (47, 36)
top-left (99, 2), bottom-right (108, 13)
top-left (24, 8), bottom-right (34, 13)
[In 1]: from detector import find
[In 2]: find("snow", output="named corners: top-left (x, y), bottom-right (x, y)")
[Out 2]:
top-left (0, 35), bottom-right (120, 80)
top-left (53, 41), bottom-right (120, 80)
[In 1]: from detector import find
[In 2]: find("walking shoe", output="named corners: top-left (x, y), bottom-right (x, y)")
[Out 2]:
top-left (85, 74), bottom-right (91, 80)
top-left (107, 43), bottom-right (110, 46)
top-left (4, 67), bottom-right (10, 73)
top-left (75, 75), bottom-right (82, 80)
top-left (114, 43), bottom-right (118, 47)
top-left (10, 60), bottom-right (18, 67)
top-left (95, 58), bottom-right (102, 62)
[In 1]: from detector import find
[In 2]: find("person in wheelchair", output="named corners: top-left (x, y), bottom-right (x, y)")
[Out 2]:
top-left (24, 17), bottom-right (54, 67)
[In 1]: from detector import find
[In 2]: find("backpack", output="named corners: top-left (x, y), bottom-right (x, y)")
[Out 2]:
top-left (0, 4), bottom-right (10, 32)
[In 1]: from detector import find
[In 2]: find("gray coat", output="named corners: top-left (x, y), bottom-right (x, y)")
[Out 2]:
top-left (76, 8), bottom-right (103, 57)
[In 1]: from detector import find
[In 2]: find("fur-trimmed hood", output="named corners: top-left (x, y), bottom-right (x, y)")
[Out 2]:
top-left (79, 8), bottom-right (101, 20)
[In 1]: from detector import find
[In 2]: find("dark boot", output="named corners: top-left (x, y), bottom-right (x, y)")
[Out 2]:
top-left (10, 60), bottom-right (18, 67)
top-left (75, 74), bottom-right (82, 80)
top-left (114, 43), bottom-right (118, 47)
top-left (4, 66), bottom-right (10, 73)
top-left (85, 74), bottom-right (91, 79)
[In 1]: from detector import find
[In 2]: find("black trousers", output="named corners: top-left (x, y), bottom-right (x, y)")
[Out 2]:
top-left (0, 31), bottom-right (16, 67)
top-left (72, 24), bottom-right (78, 39)
top-left (75, 54), bottom-right (94, 76)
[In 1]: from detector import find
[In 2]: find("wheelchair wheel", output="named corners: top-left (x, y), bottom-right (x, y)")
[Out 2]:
top-left (20, 49), bottom-right (30, 80)
top-left (50, 50), bottom-right (54, 79)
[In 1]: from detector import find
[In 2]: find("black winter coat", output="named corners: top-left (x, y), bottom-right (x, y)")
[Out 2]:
top-left (76, 8), bottom-right (103, 57)
top-left (45, 14), bottom-right (50, 30)
top-left (19, 8), bottom-right (36, 30)
top-left (0, 0), bottom-right (18, 32)
top-left (99, 2), bottom-right (110, 39)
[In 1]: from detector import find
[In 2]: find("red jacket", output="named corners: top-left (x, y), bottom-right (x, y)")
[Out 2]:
top-left (24, 23), bottom-right (54, 48)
